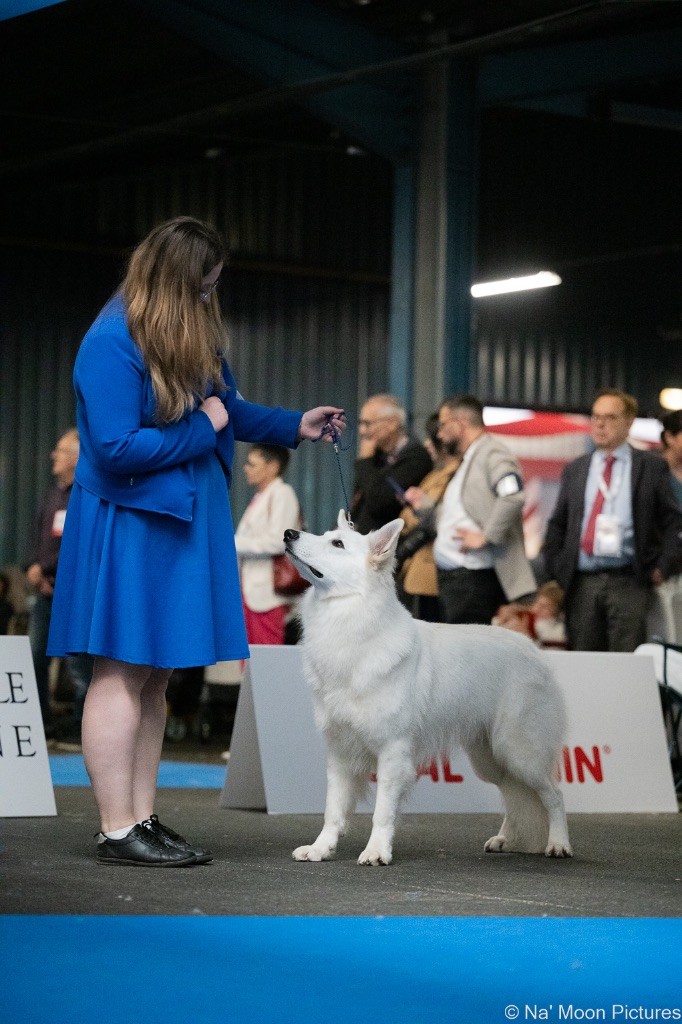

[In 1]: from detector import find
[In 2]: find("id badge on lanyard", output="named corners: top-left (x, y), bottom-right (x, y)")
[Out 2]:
top-left (593, 463), bottom-right (623, 558)
top-left (51, 509), bottom-right (66, 537)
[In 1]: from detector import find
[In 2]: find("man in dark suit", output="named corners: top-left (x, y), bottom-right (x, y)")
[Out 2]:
top-left (350, 393), bottom-right (432, 534)
top-left (543, 390), bottom-right (682, 651)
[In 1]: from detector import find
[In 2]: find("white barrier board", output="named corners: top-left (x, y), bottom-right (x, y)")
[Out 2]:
top-left (220, 645), bottom-right (677, 815)
top-left (0, 636), bottom-right (57, 817)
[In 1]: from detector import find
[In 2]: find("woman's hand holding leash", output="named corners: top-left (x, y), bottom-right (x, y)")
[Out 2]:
top-left (298, 407), bottom-right (346, 443)
top-left (300, 407), bottom-right (353, 526)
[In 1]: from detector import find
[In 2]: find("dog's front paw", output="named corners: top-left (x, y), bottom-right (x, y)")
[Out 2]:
top-left (357, 845), bottom-right (392, 866)
top-left (545, 841), bottom-right (573, 859)
top-left (484, 835), bottom-right (509, 853)
top-left (292, 844), bottom-right (334, 862)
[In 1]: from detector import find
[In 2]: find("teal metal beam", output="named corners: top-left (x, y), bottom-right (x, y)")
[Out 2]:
top-left (388, 162), bottom-right (417, 408)
top-left (480, 27), bottom-right (682, 106)
top-left (0, 0), bottom-right (67, 20)
top-left (144, 0), bottom-right (415, 161)
top-left (443, 60), bottom-right (478, 397)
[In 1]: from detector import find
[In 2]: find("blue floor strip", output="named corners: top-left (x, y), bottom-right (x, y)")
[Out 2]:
top-left (49, 754), bottom-right (225, 788)
top-left (2, 916), bottom-right (680, 1024)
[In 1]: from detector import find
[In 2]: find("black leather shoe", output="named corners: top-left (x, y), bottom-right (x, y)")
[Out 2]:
top-left (149, 814), bottom-right (213, 864)
top-left (96, 821), bottom-right (197, 867)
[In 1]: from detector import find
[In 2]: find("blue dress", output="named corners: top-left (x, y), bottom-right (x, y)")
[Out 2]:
top-left (48, 453), bottom-right (247, 668)
top-left (48, 294), bottom-right (301, 669)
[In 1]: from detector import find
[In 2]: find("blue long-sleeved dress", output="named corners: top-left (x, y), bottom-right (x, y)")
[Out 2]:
top-left (48, 294), bottom-right (302, 668)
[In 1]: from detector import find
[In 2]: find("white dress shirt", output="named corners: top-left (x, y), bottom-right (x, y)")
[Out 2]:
top-left (578, 442), bottom-right (634, 572)
top-left (434, 438), bottom-right (497, 571)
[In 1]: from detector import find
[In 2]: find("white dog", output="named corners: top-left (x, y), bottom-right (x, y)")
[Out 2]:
top-left (284, 512), bottom-right (572, 865)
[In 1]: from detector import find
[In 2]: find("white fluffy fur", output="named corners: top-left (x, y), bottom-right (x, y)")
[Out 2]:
top-left (287, 511), bottom-right (572, 865)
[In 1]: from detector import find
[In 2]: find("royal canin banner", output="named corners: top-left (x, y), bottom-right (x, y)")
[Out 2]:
top-left (220, 647), bottom-right (677, 815)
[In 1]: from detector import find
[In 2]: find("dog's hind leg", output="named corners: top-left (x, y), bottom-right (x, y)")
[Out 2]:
top-left (292, 753), bottom-right (365, 862)
top-left (466, 740), bottom-right (518, 854)
top-left (495, 745), bottom-right (572, 858)
top-left (494, 777), bottom-right (549, 854)
top-left (357, 741), bottom-right (414, 866)
top-left (525, 776), bottom-right (571, 858)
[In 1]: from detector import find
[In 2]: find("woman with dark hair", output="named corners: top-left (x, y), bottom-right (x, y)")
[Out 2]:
top-left (48, 216), bottom-right (345, 867)
top-left (660, 410), bottom-right (682, 510)
top-left (396, 414), bottom-right (459, 621)
top-left (236, 443), bottom-right (302, 645)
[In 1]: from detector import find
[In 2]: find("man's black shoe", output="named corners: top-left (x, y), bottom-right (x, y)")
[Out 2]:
top-left (149, 813), bottom-right (213, 864)
top-left (96, 821), bottom-right (197, 867)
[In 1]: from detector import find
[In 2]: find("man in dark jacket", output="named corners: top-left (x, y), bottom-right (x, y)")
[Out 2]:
top-left (350, 394), bottom-right (432, 534)
top-left (543, 390), bottom-right (682, 651)
top-left (27, 429), bottom-right (92, 737)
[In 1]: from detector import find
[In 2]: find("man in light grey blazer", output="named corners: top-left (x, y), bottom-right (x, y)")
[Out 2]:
top-left (408, 395), bottom-right (535, 624)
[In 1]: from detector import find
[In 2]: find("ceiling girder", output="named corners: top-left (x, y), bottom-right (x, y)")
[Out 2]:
top-left (143, 0), bottom-right (415, 161)
top-left (479, 26), bottom-right (682, 106)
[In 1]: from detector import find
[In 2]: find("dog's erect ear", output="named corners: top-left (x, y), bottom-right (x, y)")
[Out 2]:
top-left (337, 509), bottom-right (353, 531)
top-left (368, 519), bottom-right (404, 565)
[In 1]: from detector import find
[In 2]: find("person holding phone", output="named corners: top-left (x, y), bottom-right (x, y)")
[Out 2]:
top-left (350, 394), bottom-right (432, 534)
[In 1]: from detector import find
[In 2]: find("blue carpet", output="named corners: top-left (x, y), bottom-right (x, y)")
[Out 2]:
top-left (49, 754), bottom-right (225, 788)
top-left (2, 916), bottom-right (680, 1024)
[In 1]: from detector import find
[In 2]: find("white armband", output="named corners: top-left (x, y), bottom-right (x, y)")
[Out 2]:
top-left (494, 473), bottom-right (523, 497)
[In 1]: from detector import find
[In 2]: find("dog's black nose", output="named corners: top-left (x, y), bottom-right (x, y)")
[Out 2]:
top-left (284, 529), bottom-right (299, 543)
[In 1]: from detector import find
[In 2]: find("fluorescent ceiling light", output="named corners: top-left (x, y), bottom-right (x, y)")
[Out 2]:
top-left (483, 407), bottom-right (533, 426)
top-left (471, 271), bottom-right (562, 298)
top-left (660, 388), bottom-right (682, 411)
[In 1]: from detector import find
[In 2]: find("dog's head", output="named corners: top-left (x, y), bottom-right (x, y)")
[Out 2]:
top-left (284, 510), bottom-right (404, 598)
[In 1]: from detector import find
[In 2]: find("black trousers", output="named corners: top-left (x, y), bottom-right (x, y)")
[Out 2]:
top-left (437, 566), bottom-right (506, 625)
top-left (565, 569), bottom-right (651, 652)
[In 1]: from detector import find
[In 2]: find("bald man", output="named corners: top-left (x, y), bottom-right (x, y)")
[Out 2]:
top-left (27, 429), bottom-right (92, 738)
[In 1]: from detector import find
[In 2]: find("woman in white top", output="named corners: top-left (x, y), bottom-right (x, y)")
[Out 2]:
top-left (234, 444), bottom-right (302, 645)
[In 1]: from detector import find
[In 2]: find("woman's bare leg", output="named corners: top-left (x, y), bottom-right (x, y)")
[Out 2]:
top-left (82, 657), bottom-right (169, 833)
top-left (132, 667), bottom-right (172, 822)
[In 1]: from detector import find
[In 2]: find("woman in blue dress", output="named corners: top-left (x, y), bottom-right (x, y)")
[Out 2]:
top-left (48, 216), bottom-right (345, 867)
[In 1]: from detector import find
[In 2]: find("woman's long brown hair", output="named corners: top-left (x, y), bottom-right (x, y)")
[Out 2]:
top-left (123, 217), bottom-right (228, 423)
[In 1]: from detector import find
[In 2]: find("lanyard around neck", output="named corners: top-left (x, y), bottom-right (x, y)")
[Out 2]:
top-left (597, 456), bottom-right (622, 502)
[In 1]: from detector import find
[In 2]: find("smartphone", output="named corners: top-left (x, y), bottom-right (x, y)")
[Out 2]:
top-left (386, 476), bottom-right (413, 507)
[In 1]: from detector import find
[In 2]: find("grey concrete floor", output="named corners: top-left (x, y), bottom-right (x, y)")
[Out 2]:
top-left (1, 787), bottom-right (681, 917)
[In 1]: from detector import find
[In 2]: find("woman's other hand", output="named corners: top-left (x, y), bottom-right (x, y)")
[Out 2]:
top-left (298, 407), bottom-right (346, 442)
top-left (200, 396), bottom-right (229, 433)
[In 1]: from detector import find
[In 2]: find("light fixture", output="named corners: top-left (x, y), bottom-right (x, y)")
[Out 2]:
top-left (659, 388), bottom-right (682, 411)
top-left (471, 271), bottom-right (562, 298)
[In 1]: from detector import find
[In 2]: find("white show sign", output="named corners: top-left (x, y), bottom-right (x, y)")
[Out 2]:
top-left (220, 646), bottom-right (677, 815)
top-left (0, 636), bottom-right (57, 817)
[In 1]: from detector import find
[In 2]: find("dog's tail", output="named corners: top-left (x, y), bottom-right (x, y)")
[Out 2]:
top-left (497, 777), bottom-right (548, 854)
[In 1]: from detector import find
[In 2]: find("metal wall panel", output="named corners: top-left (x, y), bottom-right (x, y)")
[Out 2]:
top-left (0, 151), bottom-right (391, 567)
top-left (3, 113), bottom-right (679, 567)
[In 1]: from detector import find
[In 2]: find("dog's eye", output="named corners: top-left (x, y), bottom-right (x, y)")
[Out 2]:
top-left (331, 539), bottom-right (345, 549)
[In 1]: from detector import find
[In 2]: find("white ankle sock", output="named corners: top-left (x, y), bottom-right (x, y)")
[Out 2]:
top-left (99, 823), bottom-right (136, 843)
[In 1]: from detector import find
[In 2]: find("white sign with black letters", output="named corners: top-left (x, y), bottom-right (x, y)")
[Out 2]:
top-left (220, 645), bottom-right (677, 815)
top-left (0, 636), bottom-right (57, 816)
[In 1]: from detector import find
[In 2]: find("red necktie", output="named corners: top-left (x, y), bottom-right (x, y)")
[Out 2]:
top-left (581, 454), bottom-right (616, 555)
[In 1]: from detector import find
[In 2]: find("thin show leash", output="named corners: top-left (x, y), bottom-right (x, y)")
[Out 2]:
top-left (312, 413), bottom-right (355, 528)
